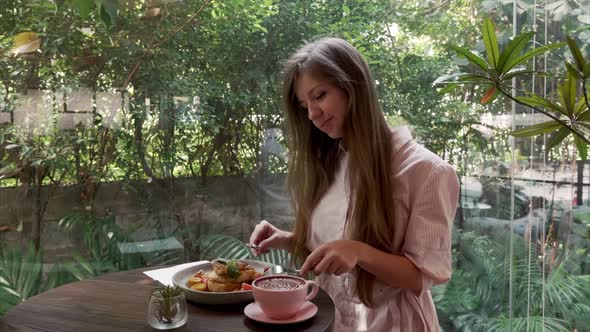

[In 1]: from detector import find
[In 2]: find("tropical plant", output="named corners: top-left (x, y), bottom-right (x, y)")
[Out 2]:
top-left (439, 17), bottom-right (590, 159)
top-left (59, 211), bottom-right (185, 274)
top-left (0, 130), bottom-right (73, 251)
top-left (59, 212), bottom-right (133, 274)
top-left (0, 243), bottom-right (78, 316)
top-left (150, 285), bottom-right (185, 325)
top-left (434, 231), bottom-right (590, 332)
top-left (193, 234), bottom-right (291, 268)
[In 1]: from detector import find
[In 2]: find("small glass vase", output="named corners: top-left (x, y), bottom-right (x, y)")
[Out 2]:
top-left (147, 290), bottom-right (188, 330)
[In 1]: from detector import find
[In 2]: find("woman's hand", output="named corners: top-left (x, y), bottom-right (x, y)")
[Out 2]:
top-left (249, 220), bottom-right (293, 256)
top-left (299, 240), bottom-right (364, 276)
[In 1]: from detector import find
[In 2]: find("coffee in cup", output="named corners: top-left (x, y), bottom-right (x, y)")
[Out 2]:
top-left (252, 275), bottom-right (318, 320)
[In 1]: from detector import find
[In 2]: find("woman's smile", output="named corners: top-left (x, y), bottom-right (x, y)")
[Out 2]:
top-left (319, 118), bottom-right (332, 131)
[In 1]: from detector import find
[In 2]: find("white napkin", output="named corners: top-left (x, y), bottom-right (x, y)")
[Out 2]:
top-left (143, 261), bottom-right (208, 286)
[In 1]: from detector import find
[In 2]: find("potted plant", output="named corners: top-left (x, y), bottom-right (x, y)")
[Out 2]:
top-left (147, 285), bottom-right (188, 330)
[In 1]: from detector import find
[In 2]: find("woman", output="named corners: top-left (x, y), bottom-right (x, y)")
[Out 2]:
top-left (249, 37), bottom-right (459, 331)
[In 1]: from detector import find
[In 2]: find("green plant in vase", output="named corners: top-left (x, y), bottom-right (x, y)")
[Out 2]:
top-left (156, 286), bottom-right (183, 323)
top-left (148, 285), bottom-right (188, 330)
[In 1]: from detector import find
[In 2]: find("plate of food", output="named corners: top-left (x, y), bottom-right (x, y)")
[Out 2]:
top-left (172, 259), bottom-right (272, 305)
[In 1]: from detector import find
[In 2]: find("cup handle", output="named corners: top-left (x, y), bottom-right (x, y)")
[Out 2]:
top-left (304, 280), bottom-right (319, 302)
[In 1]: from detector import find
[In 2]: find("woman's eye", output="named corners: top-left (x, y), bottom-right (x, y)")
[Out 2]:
top-left (314, 92), bottom-right (326, 101)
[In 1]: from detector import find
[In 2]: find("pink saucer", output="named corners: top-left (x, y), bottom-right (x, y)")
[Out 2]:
top-left (244, 301), bottom-right (318, 324)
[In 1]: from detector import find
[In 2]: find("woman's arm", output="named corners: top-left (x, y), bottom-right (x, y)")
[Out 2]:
top-left (299, 163), bottom-right (459, 295)
top-left (299, 239), bottom-right (423, 293)
top-left (356, 241), bottom-right (423, 292)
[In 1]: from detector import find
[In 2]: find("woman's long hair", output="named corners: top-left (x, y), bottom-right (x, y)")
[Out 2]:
top-left (282, 38), bottom-right (395, 307)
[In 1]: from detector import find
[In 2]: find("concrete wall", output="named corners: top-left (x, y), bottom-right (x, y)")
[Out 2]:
top-left (0, 174), bottom-right (293, 262)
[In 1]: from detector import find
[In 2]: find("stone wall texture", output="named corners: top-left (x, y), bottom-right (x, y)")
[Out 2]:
top-left (0, 174), bottom-right (293, 262)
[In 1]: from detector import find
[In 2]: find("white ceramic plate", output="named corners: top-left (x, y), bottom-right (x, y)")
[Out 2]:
top-left (172, 260), bottom-right (272, 305)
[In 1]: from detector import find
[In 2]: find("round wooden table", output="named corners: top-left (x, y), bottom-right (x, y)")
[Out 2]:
top-left (0, 268), bottom-right (335, 332)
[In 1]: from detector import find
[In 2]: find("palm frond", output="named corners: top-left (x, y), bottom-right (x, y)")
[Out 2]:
top-left (0, 243), bottom-right (42, 302)
top-left (193, 234), bottom-right (292, 267)
top-left (0, 244), bottom-right (79, 316)
top-left (486, 315), bottom-right (568, 332)
top-left (194, 234), bottom-right (252, 261)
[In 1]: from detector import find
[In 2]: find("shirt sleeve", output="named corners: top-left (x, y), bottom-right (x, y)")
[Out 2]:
top-left (401, 163), bottom-right (459, 295)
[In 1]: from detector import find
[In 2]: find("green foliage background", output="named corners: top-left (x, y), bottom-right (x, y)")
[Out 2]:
top-left (1, 0), bottom-right (590, 331)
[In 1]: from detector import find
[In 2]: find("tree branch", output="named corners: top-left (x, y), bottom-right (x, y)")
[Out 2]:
top-left (496, 85), bottom-right (590, 145)
top-left (122, 0), bottom-right (211, 88)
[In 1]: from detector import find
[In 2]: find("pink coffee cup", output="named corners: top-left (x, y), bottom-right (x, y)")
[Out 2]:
top-left (252, 275), bottom-right (318, 320)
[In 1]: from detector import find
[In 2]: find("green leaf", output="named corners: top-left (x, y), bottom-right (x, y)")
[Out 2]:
top-left (72, 251), bottom-right (95, 277)
top-left (574, 96), bottom-right (589, 116)
top-left (99, 6), bottom-right (112, 26)
top-left (567, 36), bottom-right (587, 72)
top-left (511, 120), bottom-right (562, 137)
top-left (546, 127), bottom-right (570, 150)
top-left (438, 83), bottom-right (458, 94)
top-left (0, 286), bottom-right (19, 298)
top-left (254, 23), bottom-right (267, 33)
top-left (0, 244), bottom-right (43, 302)
top-left (433, 73), bottom-right (462, 85)
top-left (194, 235), bottom-right (251, 261)
top-left (566, 62), bottom-right (581, 79)
top-left (448, 45), bottom-right (489, 72)
top-left (482, 17), bottom-right (500, 68)
top-left (459, 74), bottom-right (492, 82)
top-left (578, 110), bottom-right (590, 122)
top-left (515, 94), bottom-right (562, 113)
top-left (584, 63), bottom-right (590, 77)
top-left (497, 32), bottom-right (534, 74)
top-left (96, 0), bottom-right (118, 27)
top-left (500, 69), bottom-right (538, 82)
top-left (558, 71), bottom-right (578, 117)
top-left (342, 5), bottom-right (350, 16)
top-left (256, 249), bottom-right (290, 267)
top-left (226, 260), bottom-right (240, 279)
top-left (70, 0), bottom-right (94, 18)
top-left (194, 235), bottom-right (291, 267)
top-left (503, 42), bottom-right (566, 74)
top-left (574, 134), bottom-right (588, 160)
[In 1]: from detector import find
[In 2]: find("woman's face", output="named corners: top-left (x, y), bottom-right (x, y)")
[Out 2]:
top-left (294, 72), bottom-right (349, 139)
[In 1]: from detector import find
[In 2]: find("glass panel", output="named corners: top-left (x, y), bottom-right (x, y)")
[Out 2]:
top-left (1, 1), bottom-right (589, 330)
top-left (441, 1), bottom-right (590, 331)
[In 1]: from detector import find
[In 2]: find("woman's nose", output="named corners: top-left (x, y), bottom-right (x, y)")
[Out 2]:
top-left (307, 104), bottom-right (322, 120)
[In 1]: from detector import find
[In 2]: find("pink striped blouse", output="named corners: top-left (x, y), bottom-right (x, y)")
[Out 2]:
top-left (307, 126), bottom-right (460, 331)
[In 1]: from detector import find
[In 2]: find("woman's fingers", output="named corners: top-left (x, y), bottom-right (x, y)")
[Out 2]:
top-left (300, 247), bottom-right (324, 276)
top-left (323, 260), bottom-right (340, 275)
top-left (257, 233), bottom-right (280, 253)
top-left (313, 253), bottom-right (340, 274)
top-left (253, 221), bottom-right (271, 242)
top-left (249, 220), bottom-right (278, 256)
top-left (248, 223), bottom-right (264, 255)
